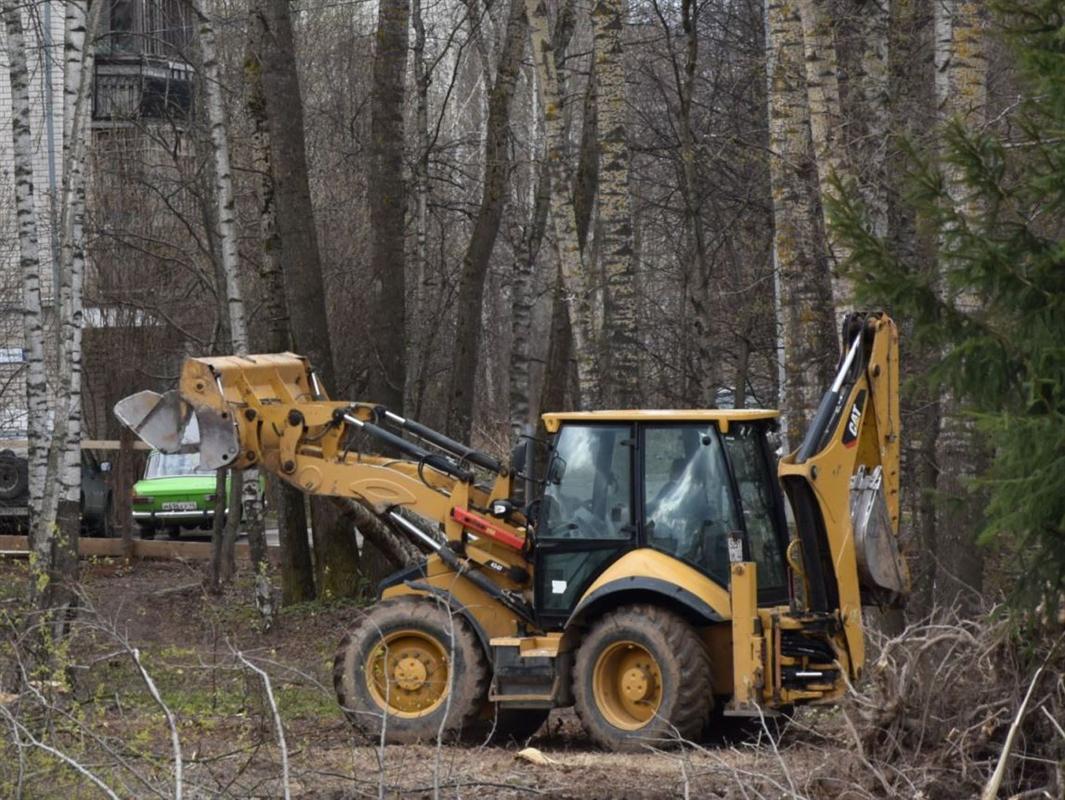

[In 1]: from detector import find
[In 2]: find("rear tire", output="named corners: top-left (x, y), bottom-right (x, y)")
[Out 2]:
top-left (138, 525), bottom-right (156, 540)
top-left (333, 596), bottom-right (489, 743)
top-left (574, 604), bottom-right (712, 751)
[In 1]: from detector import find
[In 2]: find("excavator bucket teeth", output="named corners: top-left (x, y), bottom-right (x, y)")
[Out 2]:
top-left (113, 390), bottom-right (193, 454)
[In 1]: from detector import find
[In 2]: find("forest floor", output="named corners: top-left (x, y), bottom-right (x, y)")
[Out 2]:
top-left (0, 559), bottom-right (964, 799)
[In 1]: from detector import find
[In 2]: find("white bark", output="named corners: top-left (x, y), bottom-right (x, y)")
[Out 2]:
top-left (797, 0), bottom-right (854, 314)
top-left (3, 0), bottom-right (52, 564)
top-left (592, 0), bottom-right (639, 408)
top-left (192, 0), bottom-right (248, 355)
top-left (764, 0), bottom-right (838, 445)
top-left (933, 0), bottom-right (989, 609)
top-left (856, 0), bottom-right (890, 239)
top-left (38, 0), bottom-right (102, 546)
top-left (525, 0), bottom-right (600, 406)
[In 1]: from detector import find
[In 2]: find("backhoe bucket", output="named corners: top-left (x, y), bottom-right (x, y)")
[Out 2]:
top-left (850, 465), bottom-right (911, 606)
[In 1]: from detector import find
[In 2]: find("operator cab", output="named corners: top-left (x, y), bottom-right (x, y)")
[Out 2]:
top-left (534, 411), bottom-right (790, 627)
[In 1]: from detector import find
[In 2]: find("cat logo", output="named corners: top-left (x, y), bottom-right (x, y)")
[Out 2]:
top-left (842, 390), bottom-right (867, 448)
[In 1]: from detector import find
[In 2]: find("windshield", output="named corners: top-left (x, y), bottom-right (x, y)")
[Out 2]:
top-left (144, 452), bottom-right (213, 478)
top-left (540, 424), bottom-right (633, 539)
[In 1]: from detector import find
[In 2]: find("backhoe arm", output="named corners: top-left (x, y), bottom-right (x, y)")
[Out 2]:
top-left (778, 312), bottom-right (910, 676)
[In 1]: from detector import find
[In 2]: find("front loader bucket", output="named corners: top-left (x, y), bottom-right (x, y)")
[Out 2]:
top-left (114, 353), bottom-right (315, 471)
top-left (114, 390), bottom-right (193, 454)
top-left (113, 385), bottom-right (241, 470)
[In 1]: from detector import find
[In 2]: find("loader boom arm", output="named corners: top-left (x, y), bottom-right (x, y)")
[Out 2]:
top-left (113, 352), bottom-right (535, 619)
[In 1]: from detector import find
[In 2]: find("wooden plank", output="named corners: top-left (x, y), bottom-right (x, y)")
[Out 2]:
top-left (82, 439), bottom-right (152, 451)
top-left (0, 440), bottom-right (151, 451)
top-left (0, 534), bottom-right (280, 565)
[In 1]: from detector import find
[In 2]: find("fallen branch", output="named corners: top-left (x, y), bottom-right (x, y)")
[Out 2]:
top-left (980, 663), bottom-right (1045, 800)
top-left (236, 650), bottom-right (291, 800)
top-left (130, 646), bottom-right (183, 800)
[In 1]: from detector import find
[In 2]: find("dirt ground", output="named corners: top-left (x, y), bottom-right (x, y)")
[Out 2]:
top-left (0, 559), bottom-right (878, 799)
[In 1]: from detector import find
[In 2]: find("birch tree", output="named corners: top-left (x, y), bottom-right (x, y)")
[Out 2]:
top-left (38, 0), bottom-right (104, 622)
top-left (526, 0), bottom-right (600, 407)
top-left (854, 0), bottom-right (890, 239)
top-left (796, 0), bottom-right (855, 313)
top-left (764, 0), bottom-right (837, 446)
top-left (592, 0), bottom-right (640, 408)
top-left (192, 0), bottom-right (247, 356)
top-left (2, 0), bottom-right (51, 594)
top-left (192, 0), bottom-right (251, 591)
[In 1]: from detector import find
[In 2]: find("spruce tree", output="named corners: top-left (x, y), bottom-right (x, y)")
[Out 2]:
top-left (829, 0), bottom-right (1065, 614)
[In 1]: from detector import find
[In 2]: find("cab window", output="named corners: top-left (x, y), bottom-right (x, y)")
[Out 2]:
top-left (721, 424), bottom-right (788, 598)
top-left (540, 424), bottom-right (633, 540)
top-left (643, 424), bottom-right (739, 586)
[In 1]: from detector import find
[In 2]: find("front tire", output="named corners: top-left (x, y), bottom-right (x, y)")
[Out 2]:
top-left (574, 604), bottom-right (712, 751)
top-left (333, 596), bottom-right (489, 743)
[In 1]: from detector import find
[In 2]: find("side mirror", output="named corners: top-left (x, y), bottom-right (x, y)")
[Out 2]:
top-left (510, 441), bottom-right (526, 474)
top-left (546, 454), bottom-right (566, 485)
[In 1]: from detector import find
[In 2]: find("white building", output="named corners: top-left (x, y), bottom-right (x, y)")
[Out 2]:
top-left (0, 0), bottom-right (192, 439)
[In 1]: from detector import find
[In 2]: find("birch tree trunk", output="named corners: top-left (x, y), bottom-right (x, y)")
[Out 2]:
top-left (39, 0), bottom-right (103, 625)
top-left (447, 0), bottom-right (528, 441)
top-left (855, 0), bottom-right (890, 239)
top-left (193, 0), bottom-right (248, 356)
top-left (796, 0), bottom-right (855, 314)
top-left (933, 0), bottom-right (989, 611)
top-left (3, 0), bottom-right (51, 598)
top-left (592, 0), bottom-right (640, 408)
top-left (764, 0), bottom-right (837, 448)
top-left (367, 0), bottom-right (411, 414)
top-left (526, 0), bottom-right (600, 407)
top-left (193, 0), bottom-right (250, 589)
top-left (244, 11), bottom-right (315, 606)
top-left (509, 138), bottom-right (550, 431)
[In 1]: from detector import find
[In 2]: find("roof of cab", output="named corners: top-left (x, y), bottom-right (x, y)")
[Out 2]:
top-left (541, 408), bottom-right (779, 433)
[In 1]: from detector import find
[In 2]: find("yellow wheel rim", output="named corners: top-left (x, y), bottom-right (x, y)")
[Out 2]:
top-left (365, 629), bottom-right (450, 718)
top-left (592, 640), bottom-right (663, 730)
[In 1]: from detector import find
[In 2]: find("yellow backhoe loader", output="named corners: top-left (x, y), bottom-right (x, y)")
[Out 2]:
top-left (114, 311), bottom-right (909, 750)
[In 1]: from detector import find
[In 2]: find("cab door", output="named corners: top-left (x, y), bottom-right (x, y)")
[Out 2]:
top-left (534, 423), bottom-right (635, 627)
